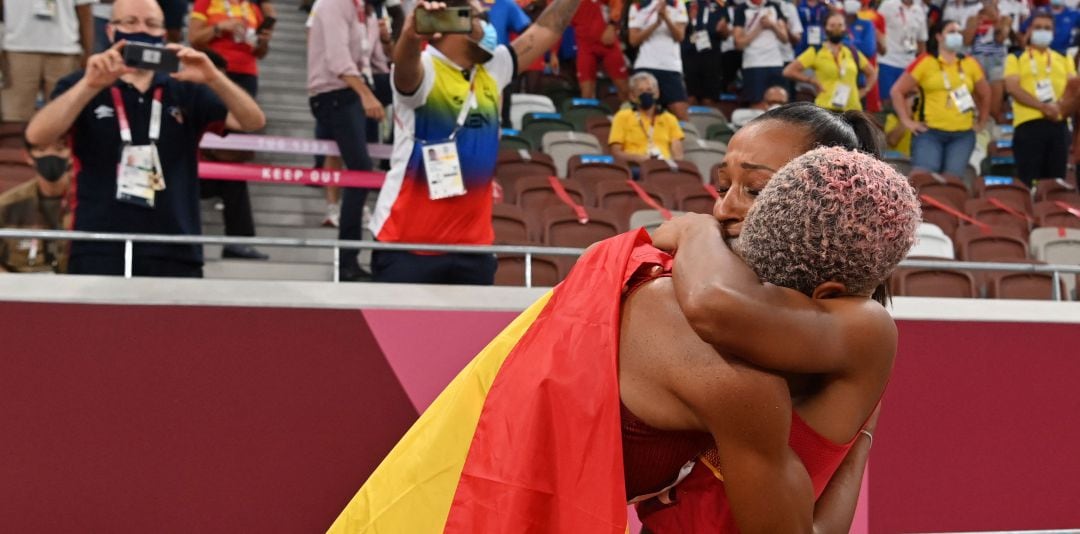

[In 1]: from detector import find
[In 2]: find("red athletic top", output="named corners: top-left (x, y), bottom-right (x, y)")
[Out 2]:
top-left (622, 402), bottom-right (714, 499)
top-left (635, 408), bottom-right (862, 533)
top-left (572, 0), bottom-right (624, 44)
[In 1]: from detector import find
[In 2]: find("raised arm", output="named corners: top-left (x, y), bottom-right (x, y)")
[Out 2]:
top-left (652, 213), bottom-right (895, 374)
top-left (511, 0), bottom-right (582, 73)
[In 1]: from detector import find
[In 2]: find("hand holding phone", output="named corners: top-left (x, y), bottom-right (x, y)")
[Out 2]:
top-left (414, 5), bottom-right (473, 34)
top-left (122, 42), bottom-right (180, 73)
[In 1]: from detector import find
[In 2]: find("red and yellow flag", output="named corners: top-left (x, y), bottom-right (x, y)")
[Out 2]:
top-left (328, 230), bottom-right (663, 534)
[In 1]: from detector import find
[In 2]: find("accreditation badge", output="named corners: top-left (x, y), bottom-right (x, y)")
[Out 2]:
top-left (422, 141), bottom-right (467, 200)
top-left (950, 86), bottom-right (976, 113)
top-left (691, 30), bottom-right (712, 51)
top-left (831, 83), bottom-right (852, 109)
top-left (116, 144), bottom-right (165, 208)
top-left (1035, 79), bottom-right (1056, 103)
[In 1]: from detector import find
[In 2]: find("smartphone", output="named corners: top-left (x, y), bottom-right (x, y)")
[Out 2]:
top-left (414, 6), bottom-right (473, 34)
top-left (258, 16), bottom-right (277, 32)
top-left (122, 42), bottom-right (180, 73)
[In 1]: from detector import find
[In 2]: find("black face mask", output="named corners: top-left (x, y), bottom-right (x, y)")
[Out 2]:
top-left (827, 32), bottom-right (846, 44)
top-left (33, 155), bottom-right (69, 183)
top-left (638, 92), bottom-right (656, 110)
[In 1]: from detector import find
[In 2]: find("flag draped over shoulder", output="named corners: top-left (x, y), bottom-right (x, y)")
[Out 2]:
top-left (329, 229), bottom-right (668, 534)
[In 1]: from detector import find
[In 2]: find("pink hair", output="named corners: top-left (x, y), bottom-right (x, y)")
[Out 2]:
top-left (736, 146), bottom-right (921, 296)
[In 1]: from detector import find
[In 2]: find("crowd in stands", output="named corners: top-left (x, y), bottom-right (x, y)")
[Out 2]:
top-left (0, 0), bottom-right (1079, 298)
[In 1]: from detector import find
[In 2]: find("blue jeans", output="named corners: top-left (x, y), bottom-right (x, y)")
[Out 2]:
top-left (911, 128), bottom-right (976, 177)
top-left (310, 88), bottom-right (374, 275)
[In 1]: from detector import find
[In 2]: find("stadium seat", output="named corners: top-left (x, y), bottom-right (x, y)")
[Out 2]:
top-left (541, 131), bottom-right (602, 178)
top-left (964, 198), bottom-right (1032, 238)
top-left (498, 133), bottom-right (531, 152)
top-left (1029, 227), bottom-right (1080, 298)
top-left (521, 113), bottom-right (574, 150)
top-left (682, 140), bottom-right (726, 180)
top-left (910, 171), bottom-right (970, 210)
top-left (594, 180), bottom-right (673, 225)
top-left (892, 267), bottom-right (979, 298)
top-left (629, 209), bottom-right (684, 234)
top-left (495, 150), bottom-right (557, 200)
top-left (514, 176), bottom-right (589, 225)
top-left (974, 176), bottom-right (1033, 214)
top-left (919, 201), bottom-right (960, 240)
top-left (886, 157), bottom-right (912, 177)
top-left (986, 268), bottom-right (1067, 301)
top-left (681, 122), bottom-right (701, 144)
top-left (542, 205), bottom-right (623, 246)
top-left (566, 155), bottom-right (633, 194)
top-left (908, 223), bottom-right (955, 259)
top-left (0, 148), bottom-right (33, 193)
top-left (675, 183), bottom-right (717, 214)
top-left (1034, 200), bottom-right (1080, 230)
top-left (560, 98), bottom-right (611, 131)
top-left (495, 255), bottom-right (563, 287)
top-left (686, 106), bottom-right (729, 139)
top-left (510, 94), bottom-right (556, 131)
top-left (956, 229), bottom-right (1029, 262)
top-left (1033, 178), bottom-right (1080, 203)
top-left (639, 159), bottom-right (703, 190)
top-left (705, 122), bottom-right (735, 145)
top-left (492, 203), bottom-right (534, 244)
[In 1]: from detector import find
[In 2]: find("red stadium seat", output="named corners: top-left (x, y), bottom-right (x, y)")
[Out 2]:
top-left (566, 156), bottom-right (632, 195)
top-left (675, 184), bottom-right (717, 214)
top-left (594, 181), bottom-right (672, 226)
top-left (495, 255), bottom-right (563, 287)
top-left (964, 198), bottom-right (1032, 238)
top-left (974, 177), bottom-right (1033, 214)
top-left (1034, 200), bottom-right (1080, 230)
top-left (514, 176), bottom-right (589, 228)
top-left (956, 231), bottom-right (1029, 262)
top-left (986, 269), bottom-right (1067, 300)
top-left (1034, 179), bottom-right (1080, 203)
top-left (492, 203), bottom-right (534, 244)
top-left (891, 267), bottom-right (978, 298)
top-left (495, 149), bottom-right (557, 200)
top-left (910, 171), bottom-right (970, 210)
top-left (639, 159), bottom-right (703, 191)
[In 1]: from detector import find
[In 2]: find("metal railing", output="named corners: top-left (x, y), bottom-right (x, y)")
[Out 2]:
top-left (2, 228), bottom-right (1079, 299)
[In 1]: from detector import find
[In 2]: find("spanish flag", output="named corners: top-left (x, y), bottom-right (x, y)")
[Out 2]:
top-left (329, 230), bottom-right (666, 533)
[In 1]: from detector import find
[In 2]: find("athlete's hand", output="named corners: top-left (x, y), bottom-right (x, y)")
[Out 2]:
top-left (651, 213), bottom-right (718, 252)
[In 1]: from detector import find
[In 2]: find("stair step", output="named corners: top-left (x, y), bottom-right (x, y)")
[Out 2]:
top-left (205, 243), bottom-right (333, 263)
top-left (203, 223), bottom-right (339, 239)
top-left (203, 259), bottom-right (333, 281)
top-left (202, 209), bottom-right (326, 227)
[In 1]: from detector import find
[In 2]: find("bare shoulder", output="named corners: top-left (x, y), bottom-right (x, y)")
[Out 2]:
top-left (821, 297), bottom-right (898, 373)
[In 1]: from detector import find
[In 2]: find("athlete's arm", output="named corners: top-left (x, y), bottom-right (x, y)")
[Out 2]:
top-left (654, 213), bottom-right (895, 374)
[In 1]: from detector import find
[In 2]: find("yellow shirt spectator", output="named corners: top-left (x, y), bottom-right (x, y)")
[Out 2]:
top-left (608, 108), bottom-right (685, 160)
top-left (907, 53), bottom-right (985, 132)
top-left (795, 45), bottom-right (870, 111)
top-left (883, 113), bottom-right (912, 157)
top-left (1003, 48), bottom-right (1076, 127)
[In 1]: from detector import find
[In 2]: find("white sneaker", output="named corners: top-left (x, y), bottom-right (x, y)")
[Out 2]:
top-left (323, 203), bottom-right (341, 228)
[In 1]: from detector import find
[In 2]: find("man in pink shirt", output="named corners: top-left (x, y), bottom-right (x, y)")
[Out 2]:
top-left (307, 0), bottom-right (389, 281)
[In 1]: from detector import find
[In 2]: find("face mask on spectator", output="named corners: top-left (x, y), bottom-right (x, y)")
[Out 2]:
top-left (1051, 0), bottom-right (1065, 7)
top-left (467, 21), bottom-right (498, 62)
top-left (113, 30), bottom-right (166, 46)
top-left (33, 156), bottom-right (69, 183)
top-left (1031, 29), bottom-right (1054, 48)
top-left (943, 32), bottom-right (964, 52)
top-left (827, 31), bottom-right (845, 43)
top-left (843, 0), bottom-right (861, 14)
top-left (638, 92), bottom-right (656, 110)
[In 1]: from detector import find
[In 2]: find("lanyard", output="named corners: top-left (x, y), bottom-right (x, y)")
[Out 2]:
top-left (938, 57), bottom-right (966, 92)
top-left (352, 0), bottom-right (367, 23)
top-left (110, 85), bottom-right (164, 145)
top-left (1028, 49), bottom-right (1052, 78)
top-left (747, 6), bottom-right (767, 30)
top-left (828, 45), bottom-right (848, 77)
top-left (635, 111), bottom-right (658, 149)
top-left (393, 65), bottom-right (478, 143)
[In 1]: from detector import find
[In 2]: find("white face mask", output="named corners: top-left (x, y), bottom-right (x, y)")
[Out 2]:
top-left (844, 0), bottom-right (862, 14)
top-left (1031, 28), bottom-right (1054, 48)
top-left (943, 32), bottom-right (964, 52)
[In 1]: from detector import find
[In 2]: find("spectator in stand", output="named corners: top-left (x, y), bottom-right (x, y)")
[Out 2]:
top-left (997, 0), bottom-right (1028, 37)
top-left (841, 0), bottom-right (879, 110)
top-left (572, 0), bottom-right (631, 101)
top-left (795, 0), bottom-right (832, 55)
top-left (734, 0), bottom-right (790, 106)
top-left (941, 0), bottom-right (980, 27)
top-left (189, 0), bottom-right (275, 260)
top-left (877, 0), bottom-right (928, 109)
top-left (25, 0), bottom-right (266, 277)
top-left (718, 1), bottom-right (742, 93)
top-left (0, 137), bottom-right (73, 273)
top-left (93, 1), bottom-right (117, 53)
top-left (855, 0), bottom-right (886, 112)
top-left (488, 0), bottom-right (533, 126)
top-left (730, 84), bottom-right (789, 127)
top-left (891, 20), bottom-right (990, 177)
top-left (778, 0), bottom-right (804, 87)
top-left (883, 93), bottom-right (917, 156)
top-left (2, 0), bottom-right (94, 124)
top-left (629, 0), bottom-right (691, 121)
top-left (924, 0), bottom-right (943, 29)
top-left (964, 0), bottom-right (1010, 122)
top-left (307, 0), bottom-right (389, 281)
top-left (608, 71), bottom-right (685, 163)
top-left (681, 0), bottom-right (729, 107)
top-left (1020, 3), bottom-right (1080, 55)
top-left (158, 0), bottom-right (188, 43)
top-left (783, 11), bottom-right (877, 111)
top-left (370, 0), bottom-right (580, 284)
top-left (1005, 12), bottom-right (1077, 187)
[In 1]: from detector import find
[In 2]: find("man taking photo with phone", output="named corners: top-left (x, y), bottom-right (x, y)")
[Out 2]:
top-left (24, 0), bottom-right (265, 278)
top-left (369, 0), bottom-right (581, 284)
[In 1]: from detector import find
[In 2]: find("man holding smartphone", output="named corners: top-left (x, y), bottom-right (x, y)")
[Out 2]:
top-left (24, 0), bottom-right (265, 277)
top-left (368, 0), bottom-right (581, 284)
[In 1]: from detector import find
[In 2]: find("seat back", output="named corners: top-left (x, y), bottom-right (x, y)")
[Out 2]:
top-left (542, 205), bottom-right (623, 247)
top-left (495, 150), bottom-right (557, 200)
top-left (492, 203), bottom-right (533, 244)
top-left (987, 271), bottom-right (1065, 300)
top-left (675, 184), bottom-right (717, 214)
top-left (680, 122), bottom-right (701, 143)
top-left (498, 134), bottom-right (532, 152)
top-left (639, 159), bottom-right (703, 190)
top-left (1029, 227), bottom-right (1080, 299)
top-left (1033, 178), bottom-right (1080, 203)
top-left (514, 176), bottom-right (588, 219)
top-left (629, 209), bottom-right (683, 235)
top-left (521, 116), bottom-right (575, 151)
top-left (495, 255), bottom-right (563, 287)
top-left (541, 131), bottom-right (602, 178)
top-left (566, 156), bottom-right (633, 196)
top-left (1034, 200), bottom-right (1080, 230)
top-left (893, 268), bottom-right (978, 298)
top-left (965, 198), bottom-right (1032, 237)
top-left (686, 106), bottom-right (727, 138)
top-left (957, 233), bottom-right (1029, 262)
top-left (594, 181), bottom-right (671, 226)
top-left (976, 179), bottom-right (1034, 214)
top-left (909, 224), bottom-right (955, 259)
top-left (509, 94), bottom-right (556, 130)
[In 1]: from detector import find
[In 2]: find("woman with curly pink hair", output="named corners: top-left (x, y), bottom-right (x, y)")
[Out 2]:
top-left (619, 101), bottom-right (921, 533)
